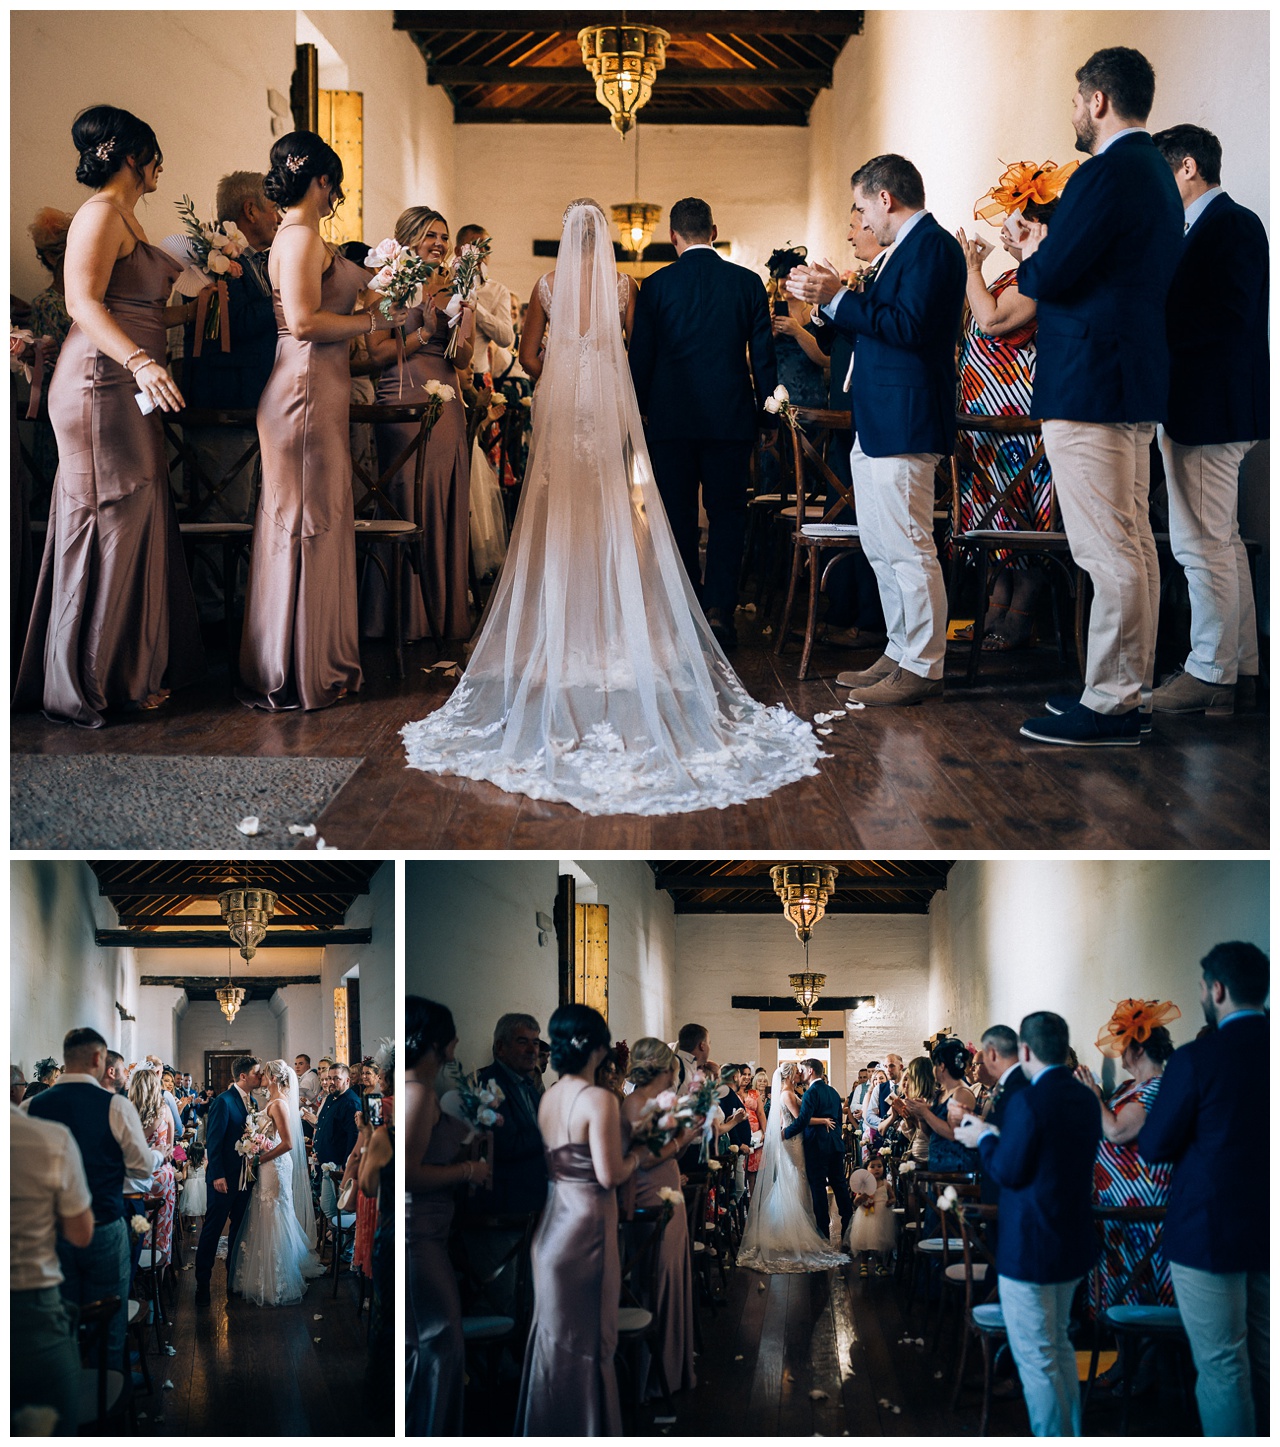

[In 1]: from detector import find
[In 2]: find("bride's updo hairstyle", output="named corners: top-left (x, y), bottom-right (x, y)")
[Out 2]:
top-left (264, 131), bottom-right (344, 210)
top-left (548, 1003), bottom-right (610, 1075)
top-left (395, 206), bottom-right (448, 250)
top-left (562, 196), bottom-right (605, 224)
top-left (627, 1037), bottom-right (677, 1088)
top-left (930, 1037), bottom-right (972, 1083)
top-left (407, 996), bottom-right (455, 1068)
top-left (260, 1059), bottom-right (294, 1090)
top-left (72, 105), bottom-right (161, 188)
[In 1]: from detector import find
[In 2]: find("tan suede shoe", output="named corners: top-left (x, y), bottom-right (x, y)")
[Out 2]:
top-left (835, 655), bottom-right (897, 689)
top-left (846, 667), bottom-right (944, 708)
top-left (1152, 669), bottom-right (1235, 717)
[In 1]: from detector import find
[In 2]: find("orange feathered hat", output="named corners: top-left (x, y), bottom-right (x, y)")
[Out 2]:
top-left (1095, 998), bottom-right (1182, 1058)
top-left (974, 159), bottom-right (1080, 223)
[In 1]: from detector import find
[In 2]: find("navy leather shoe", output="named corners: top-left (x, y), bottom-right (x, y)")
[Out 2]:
top-left (1020, 703), bottom-right (1142, 746)
top-left (1045, 694), bottom-right (1152, 735)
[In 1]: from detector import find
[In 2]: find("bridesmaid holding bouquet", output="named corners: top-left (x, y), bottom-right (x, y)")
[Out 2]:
top-left (238, 132), bottom-right (407, 710)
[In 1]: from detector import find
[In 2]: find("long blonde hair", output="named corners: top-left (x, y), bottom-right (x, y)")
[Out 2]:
top-left (129, 1067), bottom-right (162, 1134)
top-left (901, 1055), bottom-right (934, 1102)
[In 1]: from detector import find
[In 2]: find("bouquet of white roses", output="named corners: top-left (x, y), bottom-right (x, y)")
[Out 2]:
top-left (438, 1072), bottom-right (506, 1144)
top-left (762, 382), bottom-right (802, 429)
top-left (442, 233), bottom-right (492, 358)
top-left (234, 1108), bottom-right (273, 1188)
top-left (174, 194), bottom-right (250, 353)
top-left (363, 237), bottom-right (437, 319)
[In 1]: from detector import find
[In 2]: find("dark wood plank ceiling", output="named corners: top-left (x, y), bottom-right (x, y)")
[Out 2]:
top-left (88, 860), bottom-right (381, 941)
top-left (394, 11), bottom-right (863, 126)
top-left (139, 974), bottom-right (321, 1003)
top-left (650, 860), bottom-right (953, 915)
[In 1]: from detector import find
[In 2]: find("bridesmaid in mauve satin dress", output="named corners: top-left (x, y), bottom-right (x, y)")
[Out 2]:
top-left (362, 207), bottom-right (475, 643)
top-left (406, 997), bottom-right (485, 1435)
top-left (518, 1005), bottom-right (689, 1437)
top-left (238, 131), bottom-right (406, 710)
top-left (15, 105), bottom-right (202, 726)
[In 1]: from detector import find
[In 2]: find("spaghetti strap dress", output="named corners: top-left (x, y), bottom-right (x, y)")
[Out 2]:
top-left (14, 196), bottom-right (204, 726)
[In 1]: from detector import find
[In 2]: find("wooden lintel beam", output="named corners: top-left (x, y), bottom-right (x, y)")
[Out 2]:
top-left (139, 975), bottom-right (322, 989)
top-left (655, 871), bottom-right (948, 892)
top-left (733, 995), bottom-right (876, 1011)
top-left (759, 1030), bottom-right (845, 1041)
top-left (670, 900), bottom-right (930, 916)
top-left (432, 65), bottom-right (830, 88)
top-left (96, 929), bottom-right (371, 948)
top-left (396, 12), bottom-right (864, 36)
top-left (454, 107), bottom-right (809, 126)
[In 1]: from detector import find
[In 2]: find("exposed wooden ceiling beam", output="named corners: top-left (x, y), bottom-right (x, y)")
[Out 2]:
top-left (654, 871), bottom-right (949, 892)
top-left (95, 881), bottom-right (370, 897)
top-left (395, 12), bottom-right (864, 37)
top-left (114, 913), bottom-right (345, 928)
top-left (732, 995), bottom-right (876, 1011)
top-left (433, 64), bottom-right (830, 87)
top-left (95, 929), bottom-right (371, 948)
top-left (140, 974), bottom-right (321, 990)
top-left (454, 106), bottom-right (808, 125)
top-left (668, 900), bottom-right (931, 916)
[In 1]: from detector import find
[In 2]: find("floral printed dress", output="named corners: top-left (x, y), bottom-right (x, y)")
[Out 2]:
top-left (1092, 1076), bottom-right (1173, 1311)
top-left (144, 1119), bottom-right (177, 1266)
top-left (954, 268), bottom-right (1052, 565)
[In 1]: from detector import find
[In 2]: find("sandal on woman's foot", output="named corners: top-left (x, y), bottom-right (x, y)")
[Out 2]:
top-left (981, 607), bottom-right (1034, 651)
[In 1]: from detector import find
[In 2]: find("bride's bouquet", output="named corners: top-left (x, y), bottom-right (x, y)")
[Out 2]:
top-left (235, 1109), bottom-right (272, 1188)
top-left (442, 233), bottom-right (492, 359)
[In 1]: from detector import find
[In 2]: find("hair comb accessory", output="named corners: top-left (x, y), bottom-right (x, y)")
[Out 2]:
top-left (570, 1034), bottom-right (590, 1051)
top-left (94, 139), bottom-right (115, 162)
top-left (285, 154), bottom-right (306, 174)
top-left (1095, 998), bottom-right (1182, 1058)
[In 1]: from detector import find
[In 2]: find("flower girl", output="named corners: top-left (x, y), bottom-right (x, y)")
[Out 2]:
top-left (180, 1143), bottom-right (207, 1221)
top-left (846, 1155), bottom-right (895, 1276)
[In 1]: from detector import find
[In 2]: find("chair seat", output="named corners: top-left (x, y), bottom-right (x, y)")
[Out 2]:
top-left (462, 1314), bottom-right (514, 1341)
top-left (945, 1261), bottom-right (989, 1283)
top-left (801, 524), bottom-right (861, 540)
top-left (77, 1368), bottom-right (125, 1425)
top-left (780, 505), bottom-right (826, 520)
top-left (891, 1207), bottom-right (905, 1216)
top-left (179, 521), bottom-right (254, 535)
top-left (354, 519), bottom-right (418, 536)
top-left (916, 1237), bottom-right (949, 1253)
top-left (1105, 1304), bottom-right (1185, 1334)
top-left (971, 1303), bottom-right (1006, 1333)
top-left (957, 529), bottom-right (1069, 546)
top-left (137, 1249), bottom-right (157, 1269)
top-left (749, 492), bottom-right (783, 506)
top-left (127, 1299), bottom-right (141, 1324)
top-left (692, 1241), bottom-right (706, 1254)
top-left (617, 1306), bottom-right (653, 1335)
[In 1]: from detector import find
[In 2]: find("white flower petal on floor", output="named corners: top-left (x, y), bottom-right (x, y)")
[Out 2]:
top-left (236, 815), bottom-right (259, 835)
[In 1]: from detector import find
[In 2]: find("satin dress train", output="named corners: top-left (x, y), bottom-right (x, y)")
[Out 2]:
top-left (238, 251), bottom-right (364, 709)
top-left (14, 198), bottom-right (204, 725)
top-left (633, 1155), bottom-right (696, 1397)
top-left (516, 1142), bottom-right (622, 1436)
top-left (407, 1112), bottom-right (467, 1435)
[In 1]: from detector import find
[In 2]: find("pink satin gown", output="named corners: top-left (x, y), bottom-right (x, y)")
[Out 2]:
top-left (14, 197), bottom-right (204, 726)
top-left (238, 251), bottom-right (365, 710)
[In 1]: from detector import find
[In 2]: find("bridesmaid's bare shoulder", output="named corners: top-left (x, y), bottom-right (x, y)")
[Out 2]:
top-left (68, 196), bottom-right (133, 260)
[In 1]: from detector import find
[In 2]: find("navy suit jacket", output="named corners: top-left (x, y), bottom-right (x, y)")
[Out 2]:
top-left (1017, 133), bottom-right (1183, 424)
top-left (468, 1060), bottom-right (549, 1217)
top-left (314, 1087), bottom-right (360, 1170)
top-left (782, 1078), bottom-right (845, 1157)
top-left (979, 1066), bottom-right (1030, 1207)
top-left (183, 251), bottom-right (278, 412)
top-left (629, 247), bottom-right (778, 443)
top-left (978, 1066), bottom-right (1101, 1283)
top-left (205, 1085), bottom-right (250, 1191)
top-left (1164, 192), bottom-right (1270, 446)
top-left (827, 213), bottom-right (966, 458)
top-left (1137, 1012), bottom-right (1268, 1272)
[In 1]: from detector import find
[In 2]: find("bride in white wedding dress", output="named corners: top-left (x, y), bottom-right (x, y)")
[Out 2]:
top-left (230, 1060), bottom-right (324, 1306)
top-left (401, 198), bottom-right (821, 816)
top-left (737, 1065), bottom-right (848, 1274)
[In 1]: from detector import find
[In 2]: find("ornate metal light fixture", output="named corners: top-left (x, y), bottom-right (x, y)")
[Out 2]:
top-left (770, 862), bottom-right (839, 945)
top-left (216, 950), bottom-right (246, 1024)
top-left (579, 22), bottom-right (669, 136)
top-left (789, 970), bottom-right (827, 1012)
top-left (797, 1014), bottom-right (821, 1041)
top-left (217, 885), bottom-right (277, 962)
top-left (611, 123), bottom-right (662, 261)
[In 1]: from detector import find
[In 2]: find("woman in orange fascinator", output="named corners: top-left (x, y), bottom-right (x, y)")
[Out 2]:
top-left (1076, 998), bottom-right (1183, 1323)
top-left (952, 159), bottom-right (1077, 652)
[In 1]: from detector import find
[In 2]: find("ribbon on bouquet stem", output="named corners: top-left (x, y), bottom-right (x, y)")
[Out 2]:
top-left (24, 337), bottom-right (49, 420)
top-left (191, 280), bottom-right (231, 357)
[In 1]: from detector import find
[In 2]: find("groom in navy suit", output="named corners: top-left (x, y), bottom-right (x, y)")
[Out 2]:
top-left (629, 197), bottom-right (778, 649)
top-left (789, 155), bottom-right (966, 707)
top-left (782, 1058), bottom-right (852, 1244)
top-left (194, 1055), bottom-right (261, 1304)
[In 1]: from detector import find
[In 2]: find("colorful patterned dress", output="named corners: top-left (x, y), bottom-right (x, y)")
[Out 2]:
top-left (955, 268), bottom-right (1052, 565)
top-left (1092, 1077), bottom-right (1173, 1311)
top-left (145, 1117), bottom-right (177, 1266)
top-left (741, 1088), bottom-right (765, 1174)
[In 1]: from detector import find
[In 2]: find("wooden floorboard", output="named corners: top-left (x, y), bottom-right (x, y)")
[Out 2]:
top-left (11, 625), bottom-right (1267, 850)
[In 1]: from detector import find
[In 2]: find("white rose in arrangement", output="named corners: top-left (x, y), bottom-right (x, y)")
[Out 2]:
top-left (219, 221), bottom-right (248, 253)
top-left (657, 1186), bottom-right (684, 1207)
top-left (371, 266), bottom-right (396, 290)
top-left (763, 395), bottom-right (781, 414)
top-left (130, 1214), bottom-right (151, 1237)
top-left (773, 384), bottom-right (789, 402)
top-left (205, 249), bottom-right (233, 276)
top-left (367, 237), bottom-right (401, 266)
top-left (706, 1158), bottom-right (722, 1172)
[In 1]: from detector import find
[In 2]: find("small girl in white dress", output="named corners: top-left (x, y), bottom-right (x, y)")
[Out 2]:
top-left (180, 1145), bottom-right (207, 1219)
top-left (846, 1155), bottom-right (896, 1276)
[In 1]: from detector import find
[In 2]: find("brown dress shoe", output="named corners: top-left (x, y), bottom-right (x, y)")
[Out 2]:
top-left (1151, 668), bottom-right (1235, 716)
top-left (846, 666), bottom-right (943, 707)
top-left (835, 655), bottom-right (897, 689)
top-left (823, 626), bottom-right (889, 651)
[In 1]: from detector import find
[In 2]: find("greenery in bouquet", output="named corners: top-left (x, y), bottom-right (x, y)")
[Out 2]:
top-left (363, 237), bottom-right (438, 319)
top-left (438, 1071), bottom-right (505, 1143)
top-left (443, 233), bottom-right (492, 358)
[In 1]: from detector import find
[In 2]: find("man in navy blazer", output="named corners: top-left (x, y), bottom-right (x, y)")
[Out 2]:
top-left (781, 1058), bottom-right (852, 1243)
top-left (1138, 941), bottom-right (1269, 1436)
top-left (1015, 48), bottom-right (1184, 748)
top-left (955, 1012), bottom-right (1100, 1436)
top-left (629, 197), bottom-right (778, 648)
top-left (194, 1055), bottom-right (261, 1303)
top-left (789, 154), bottom-right (966, 707)
top-left (1149, 126), bottom-right (1268, 719)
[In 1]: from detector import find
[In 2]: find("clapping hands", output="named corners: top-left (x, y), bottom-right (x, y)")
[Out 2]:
top-left (955, 228), bottom-right (994, 271)
top-left (1006, 213), bottom-right (1047, 257)
top-left (785, 259), bottom-right (844, 307)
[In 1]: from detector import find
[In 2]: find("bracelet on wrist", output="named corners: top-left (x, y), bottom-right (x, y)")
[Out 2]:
top-left (123, 347), bottom-right (147, 371)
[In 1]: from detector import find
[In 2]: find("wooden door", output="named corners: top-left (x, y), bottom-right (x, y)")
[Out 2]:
top-left (348, 976), bottom-right (362, 1062)
top-left (318, 88), bottom-right (363, 246)
top-left (204, 1050), bottom-right (246, 1093)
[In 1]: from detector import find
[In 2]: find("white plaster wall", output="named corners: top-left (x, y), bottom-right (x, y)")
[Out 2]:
top-left (453, 123), bottom-right (810, 307)
top-left (277, 983), bottom-right (325, 1067)
top-left (671, 913), bottom-right (934, 1101)
top-left (320, 861), bottom-right (395, 1057)
top-left (10, 862), bottom-right (140, 1074)
top-left (807, 9), bottom-right (1271, 625)
top-left (131, 985), bottom-right (187, 1068)
top-left (929, 859), bottom-right (1270, 1084)
top-left (177, 1000), bottom-right (281, 1078)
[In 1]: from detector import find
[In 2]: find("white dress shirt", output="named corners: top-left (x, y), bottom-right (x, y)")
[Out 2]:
top-left (1094, 125), bottom-right (1148, 156)
top-left (26, 1073), bottom-right (163, 1197)
top-left (11, 1106), bottom-right (92, 1291)
top-left (298, 1068), bottom-right (321, 1108)
top-left (474, 276), bottom-right (515, 353)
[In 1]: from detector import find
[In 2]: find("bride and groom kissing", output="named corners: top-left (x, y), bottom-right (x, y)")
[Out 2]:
top-left (739, 1058), bottom-right (855, 1273)
top-left (194, 1056), bottom-right (323, 1308)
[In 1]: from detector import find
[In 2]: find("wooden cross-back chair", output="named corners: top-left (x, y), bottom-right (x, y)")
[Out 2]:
top-left (945, 1202), bottom-right (1008, 1436)
top-left (947, 413), bottom-right (1083, 683)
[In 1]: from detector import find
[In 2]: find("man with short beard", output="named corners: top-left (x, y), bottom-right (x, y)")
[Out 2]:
top-left (103, 1051), bottom-right (129, 1096)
